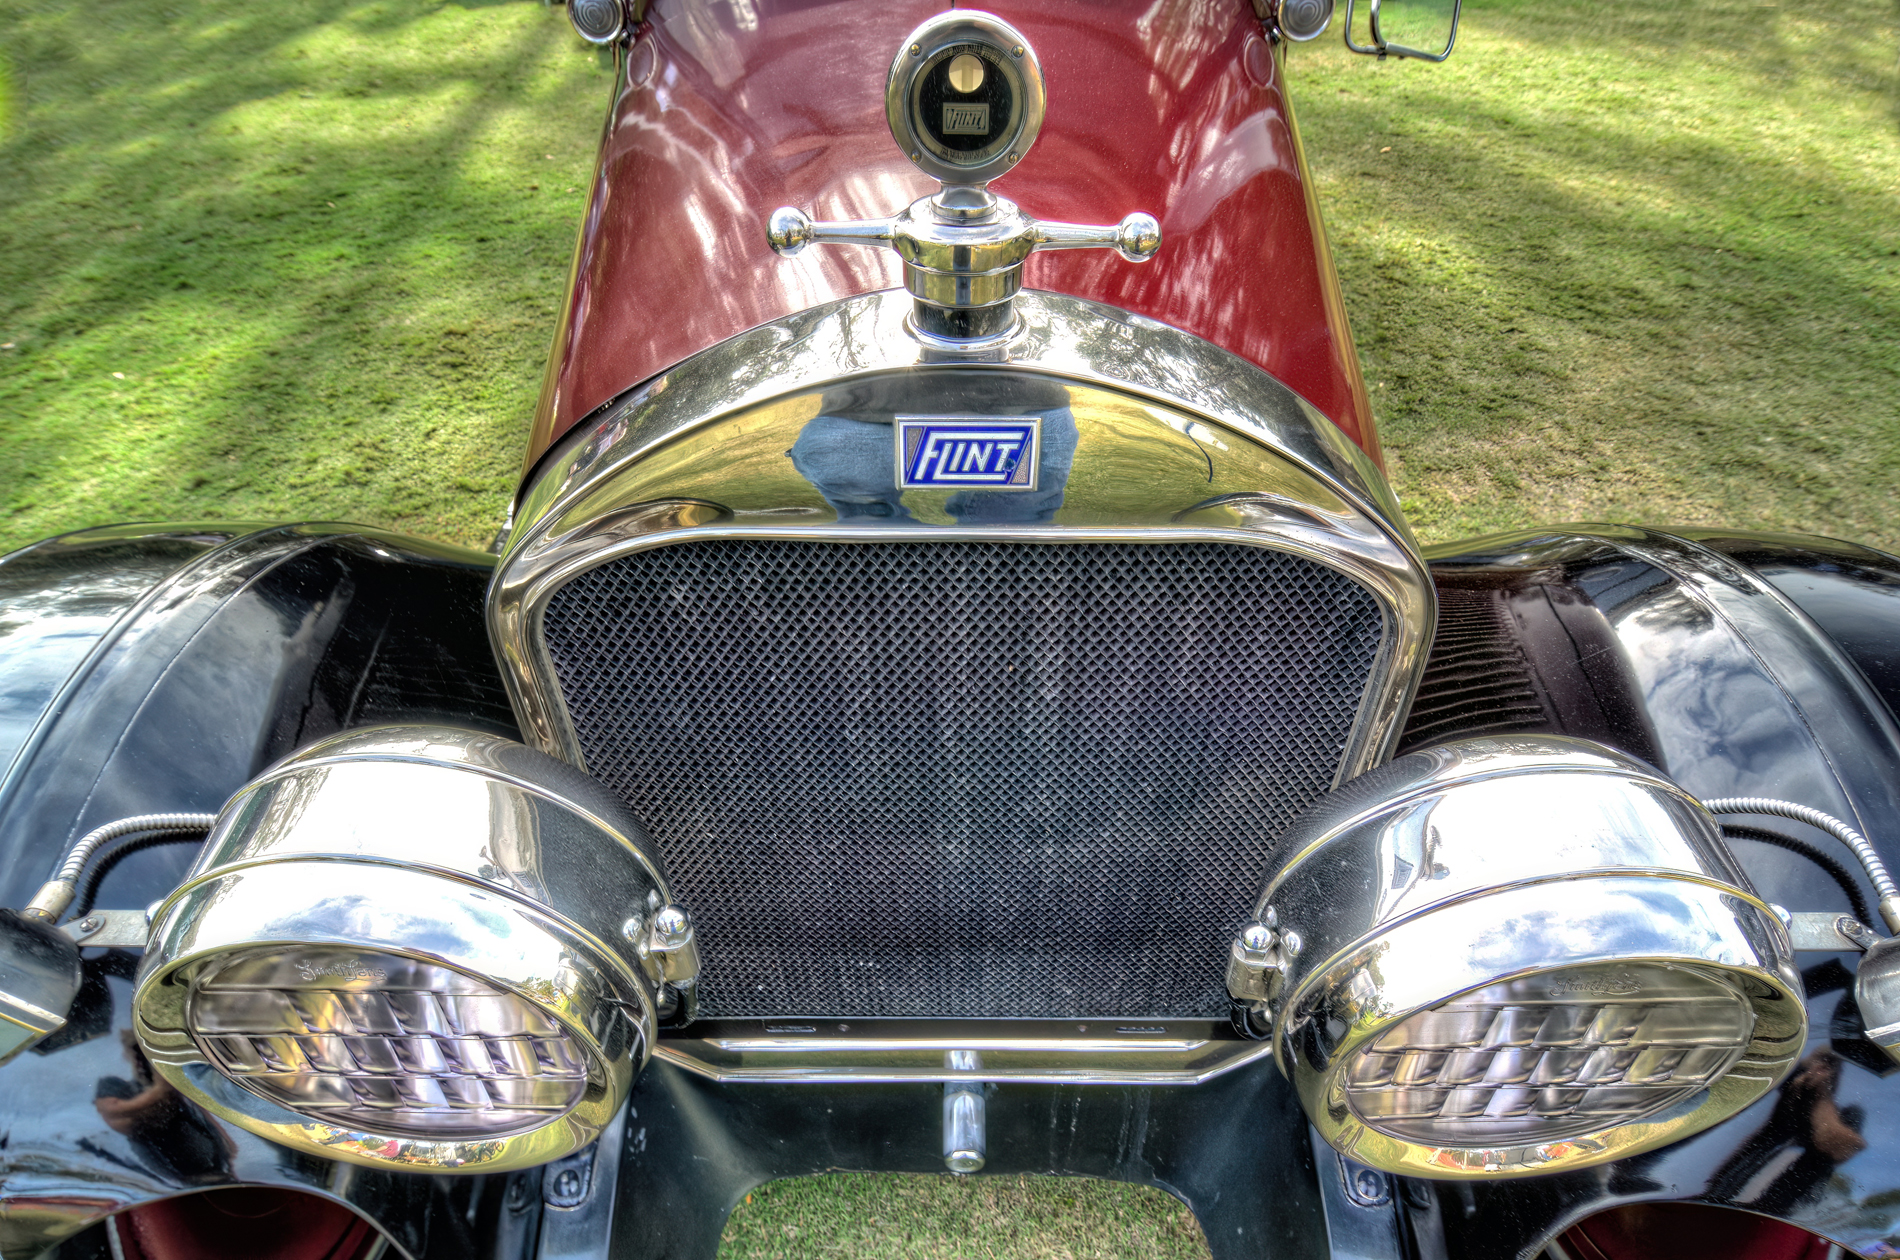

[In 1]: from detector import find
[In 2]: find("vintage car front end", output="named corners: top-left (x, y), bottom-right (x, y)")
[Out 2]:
top-left (2, 2), bottom-right (1898, 1258)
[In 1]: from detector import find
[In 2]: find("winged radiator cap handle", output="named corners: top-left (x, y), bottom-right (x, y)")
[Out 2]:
top-left (765, 10), bottom-right (1160, 344)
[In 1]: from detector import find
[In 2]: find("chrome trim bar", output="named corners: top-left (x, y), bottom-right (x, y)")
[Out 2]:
top-left (653, 1020), bottom-right (1277, 1085)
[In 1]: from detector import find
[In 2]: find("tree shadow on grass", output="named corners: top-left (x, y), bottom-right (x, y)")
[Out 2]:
top-left (1292, 0), bottom-right (1899, 544)
top-left (1468, 0), bottom-right (1899, 123)
top-left (0, 0), bottom-right (610, 547)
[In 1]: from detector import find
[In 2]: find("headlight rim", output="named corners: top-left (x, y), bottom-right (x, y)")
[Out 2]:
top-left (1258, 736), bottom-right (1807, 1180)
top-left (134, 877), bottom-right (647, 1172)
top-left (129, 725), bottom-right (669, 1174)
top-left (1275, 876), bottom-right (1806, 1175)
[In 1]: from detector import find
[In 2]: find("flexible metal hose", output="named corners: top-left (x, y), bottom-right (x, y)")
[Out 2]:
top-left (1704, 796), bottom-right (1900, 934)
top-left (23, 813), bottom-right (219, 923)
top-left (53, 813), bottom-right (220, 885)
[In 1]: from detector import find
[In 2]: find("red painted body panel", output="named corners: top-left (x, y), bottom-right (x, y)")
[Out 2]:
top-left (526, 0), bottom-right (1378, 468)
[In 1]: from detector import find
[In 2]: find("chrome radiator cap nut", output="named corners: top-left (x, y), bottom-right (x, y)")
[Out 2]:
top-left (1258, 735), bottom-right (1806, 1180)
top-left (132, 725), bottom-right (671, 1173)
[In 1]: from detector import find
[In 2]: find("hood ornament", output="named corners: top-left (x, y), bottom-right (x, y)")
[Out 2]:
top-left (765, 11), bottom-right (1160, 344)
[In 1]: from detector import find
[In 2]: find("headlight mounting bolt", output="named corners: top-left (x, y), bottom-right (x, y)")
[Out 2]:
top-left (1227, 913), bottom-right (1295, 1038)
top-left (943, 1050), bottom-right (986, 1174)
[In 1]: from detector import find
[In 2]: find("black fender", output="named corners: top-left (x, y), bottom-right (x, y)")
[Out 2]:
top-left (0, 523), bottom-right (526, 1260)
top-left (1685, 528), bottom-right (1900, 725)
top-left (8, 520), bottom-right (1900, 1260)
top-left (1398, 526), bottom-right (1900, 1258)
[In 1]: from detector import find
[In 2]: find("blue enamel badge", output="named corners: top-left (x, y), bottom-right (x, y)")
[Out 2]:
top-left (895, 416), bottom-right (1040, 491)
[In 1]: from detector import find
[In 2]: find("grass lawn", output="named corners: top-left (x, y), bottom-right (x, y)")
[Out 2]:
top-left (2, 0), bottom-right (1896, 1254)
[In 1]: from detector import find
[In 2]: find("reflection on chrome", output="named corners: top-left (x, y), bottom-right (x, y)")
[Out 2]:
top-left (1709, 1048), bottom-right (1867, 1216)
top-left (132, 726), bottom-right (667, 1173)
top-left (1257, 735), bottom-right (1806, 1179)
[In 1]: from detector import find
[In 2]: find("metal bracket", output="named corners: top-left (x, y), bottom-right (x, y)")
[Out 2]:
top-left (943, 1050), bottom-right (986, 1173)
top-left (1784, 910), bottom-right (1877, 953)
top-left (1343, 0), bottom-right (1461, 61)
top-left (1226, 911), bottom-right (1302, 1028)
top-left (536, 1107), bottom-right (627, 1260)
top-left (629, 903), bottom-right (701, 1024)
top-left (1310, 1129), bottom-right (1408, 1259)
top-left (58, 908), bottom-right (150, 950)
top-left (542, 1140), bottom-right (599, 1210)
top-left (633, 904), bottom-right (700, 985)
top-left (1775, 910), bottom-right (1900, 1065)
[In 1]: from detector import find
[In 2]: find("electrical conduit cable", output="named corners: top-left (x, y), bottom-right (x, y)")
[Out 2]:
top-left (1704, 796), bottom-right (1900, 935)
top-left (24, 813), bottom-right (219, 924)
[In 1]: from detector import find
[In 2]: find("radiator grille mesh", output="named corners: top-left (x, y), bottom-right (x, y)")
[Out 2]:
top-left (541, 539), bottom-right (1383, 1019)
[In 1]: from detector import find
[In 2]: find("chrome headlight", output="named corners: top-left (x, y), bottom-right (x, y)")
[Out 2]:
top-left (133, 727), bottom-right (671, 1172)
top-left (1251, 736), bottom-right (1804, 1179)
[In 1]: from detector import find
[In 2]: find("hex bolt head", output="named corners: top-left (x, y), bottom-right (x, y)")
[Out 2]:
top-left (653, 906), bottom-right (692, 944)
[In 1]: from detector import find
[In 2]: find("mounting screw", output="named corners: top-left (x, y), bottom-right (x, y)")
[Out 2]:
top-left (911, 43), bottom-right (922, 55)
top-left (1011, 44), bottom-right (1024, 56)
top-left (504, 1173), bottom-right (536, 1212)
top-left (652, 905), bottom-right (691, 944)
top-left (78, 916), bottom-right (103, 936)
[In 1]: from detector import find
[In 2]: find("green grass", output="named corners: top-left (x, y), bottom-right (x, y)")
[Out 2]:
top-left (3, 0), bottom-right (1895, 557)
top-left (1306, 0), bottom-right (1900, 547)
top-left (2, 0), bottom-right (1897, 1253)
top-left (719, 1174), bottom-right (1208, 1259)
top-left (0, 0), bottom-right (611, 548)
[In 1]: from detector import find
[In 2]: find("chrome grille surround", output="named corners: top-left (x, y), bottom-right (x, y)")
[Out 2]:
top-left (491, 289), bottom-right (1433, 1080)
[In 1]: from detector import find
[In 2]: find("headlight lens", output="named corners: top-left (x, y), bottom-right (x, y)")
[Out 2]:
top-left (1253, 736), bottom-right (1806, 1179)
top-left (189, 948), bottom-right (588, 1139)
top-left (1342, 963), bottom-right (1754, 1146)
top-left (132, 727), bottom-right (673, 1173)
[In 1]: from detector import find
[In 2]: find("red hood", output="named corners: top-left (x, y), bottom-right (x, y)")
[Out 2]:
top-left (526, 0), bottom-right (1378, 469)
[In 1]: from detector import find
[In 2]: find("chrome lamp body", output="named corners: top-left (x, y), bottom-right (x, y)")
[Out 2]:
top-left (1252, 737), bottom-right (1806, 1179)
top-left (133, 727), bottom-right (674, 1172)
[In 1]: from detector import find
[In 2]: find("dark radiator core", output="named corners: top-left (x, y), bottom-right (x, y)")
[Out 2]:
top-left (541, 539), bottom-right (1383, 1020)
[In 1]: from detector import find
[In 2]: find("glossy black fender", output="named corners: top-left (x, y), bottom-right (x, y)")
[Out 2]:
top-left (0, 523), bottom-right (1342, 1260)
top-left (0, 523), bottom-right (526, 1259)
top-left (1395, 526), bottom-right (1900, 1258)
top-left (7, 520), bottom-right (1900, 1259)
